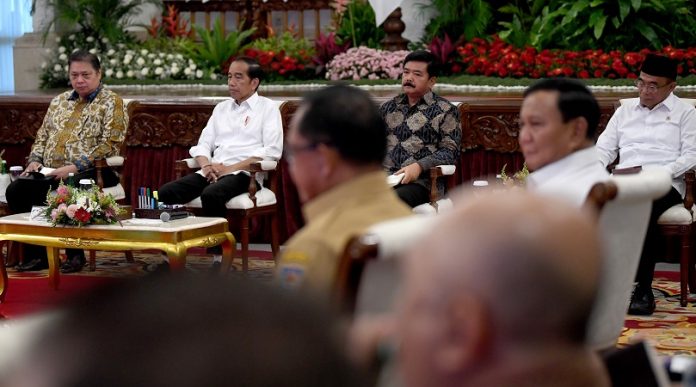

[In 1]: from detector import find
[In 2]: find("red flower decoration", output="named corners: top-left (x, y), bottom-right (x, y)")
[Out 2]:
top-left (74, 208), bottom-right (91, 223)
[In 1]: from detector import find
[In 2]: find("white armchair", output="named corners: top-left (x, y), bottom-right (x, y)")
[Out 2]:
top-left (584, 167), bottom-right (672, 350)
top-left (174, 158), bottom-right (281, 271)
top-left (387, 165), bottom-right (457, 214)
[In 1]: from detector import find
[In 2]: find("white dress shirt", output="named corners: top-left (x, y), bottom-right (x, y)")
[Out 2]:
top-left (596, 93), bottom-right (696, 196)
top-left (527, 146), bottom-right (610, 208)
top-left (189, 92), bottom-right (283, 178)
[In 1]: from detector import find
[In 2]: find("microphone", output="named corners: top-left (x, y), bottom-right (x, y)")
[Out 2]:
top-left (160, 211), bottom-right (189, 222)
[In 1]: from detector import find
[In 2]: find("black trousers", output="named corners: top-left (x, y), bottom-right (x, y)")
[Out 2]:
top-left (5, 167), bottom-right (119, 263)
top-left (158, 173), bottom-right (253, 254)
top-left (635, 187), bottom-right (683, 288)
top-left (395, 183), bottom-right (430, 208)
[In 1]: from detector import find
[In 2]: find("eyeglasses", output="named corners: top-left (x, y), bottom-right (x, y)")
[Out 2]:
top-left (69, 71), bottom-right (96, 80)
top-left (283, 142), bottom-right (318, 163)
top-left (634, 79), bottom-right (672, 93)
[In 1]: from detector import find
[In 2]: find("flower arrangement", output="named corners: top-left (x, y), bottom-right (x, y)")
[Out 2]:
top-left (454, 35), bottom-right (696, 79)
top-left (325, 46), bottom-right (409, 81)
top-left (500, 163), bottom-right (529, 187)
top-left (44, 183), bottom-right (123, 227)
top-left (40, 33), bottom-right (217, 88)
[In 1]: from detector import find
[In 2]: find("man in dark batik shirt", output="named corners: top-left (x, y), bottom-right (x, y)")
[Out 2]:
top-left (381, 50), bottom-right (462, 207)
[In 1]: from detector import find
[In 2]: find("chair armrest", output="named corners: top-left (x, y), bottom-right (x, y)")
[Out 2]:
top-left (174, 158), bottom-right (198, 180)
top-left (429, 165), bottom-right (458, 206)
top-left (105, 156), bottom-right (124, 167)
top-left (683, 170), bottom-right (695, 211)
top-left (249, 160), bottom-right (278, 172)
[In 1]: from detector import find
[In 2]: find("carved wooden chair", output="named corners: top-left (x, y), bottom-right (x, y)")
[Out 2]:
top-left (334, 215), bottom-right (436, 314)
top-left (387, 165), bottom-right (457, 214)
top-left (174, 158), bottom-right (280, 271)
top-left (614, 98), bottom-right (696, 307)
top-left (583, 168), bottom-right (672, 350)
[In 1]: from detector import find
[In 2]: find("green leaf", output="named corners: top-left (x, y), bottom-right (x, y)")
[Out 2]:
top-left (611, 16), bottom-right (621, 28)
top-left (618, 0), bottom-right (631, 21)
top-left (593, 14), bottom-right (607, 39)
top-left (631, 0), bottom-right (642, 11)
top-left (562, 0), bottom-right (589, 25)
top-left (637, 23), bottom-right (660, 48)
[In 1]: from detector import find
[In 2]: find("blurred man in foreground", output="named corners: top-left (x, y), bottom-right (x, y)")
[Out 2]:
top-left (276, 84), bottom-right (411, 293)
top-left (361, 191), bottom-right (610, 387)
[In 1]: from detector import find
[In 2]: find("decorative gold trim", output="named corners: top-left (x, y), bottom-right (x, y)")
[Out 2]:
top-left (200, 236), bottom-right (223, 247)
top-left (58, 237), bottom-right (102, 248)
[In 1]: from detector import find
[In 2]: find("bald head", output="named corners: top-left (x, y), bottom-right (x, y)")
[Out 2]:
top-left (396, 191), bottom-right (602, 387)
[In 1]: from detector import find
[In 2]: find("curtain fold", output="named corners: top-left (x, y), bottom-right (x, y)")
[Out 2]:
top-left (0, 0), bottom-right (33, 93)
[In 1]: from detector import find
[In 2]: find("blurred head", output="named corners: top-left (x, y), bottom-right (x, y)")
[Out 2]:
top-left (401, 50), bottom-right (438, 102)
top-left (5, 276), bottom-right (365, 387)
top-left (636, 54), bottom-right (677, 109)
top-left (68, 50), bottom-right (102, 99)
top-left (519, 78), bottom-right (600, 171)
top-left (228, 56), bottom-right (263, 103)
top-left (395, 191), bottom-right (601, 387)
top-left (287, 84), bottom-right (386, 202)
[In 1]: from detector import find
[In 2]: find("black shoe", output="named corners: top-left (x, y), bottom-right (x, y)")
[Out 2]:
top-left (16, 258), bottom-right (49, 272)
top-left (628, 286), bottom-right (656, 316)
top-left (145, 261), bottom-right (170, 275)
top-left (60, 253), bottom-right (86, 274)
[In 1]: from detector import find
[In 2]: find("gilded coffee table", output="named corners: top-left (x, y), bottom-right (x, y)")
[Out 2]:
top-left (0, 214), bottom-right (236, 302)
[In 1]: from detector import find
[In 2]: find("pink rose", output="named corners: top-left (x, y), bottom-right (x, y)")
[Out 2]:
top-left (66, 204), bottom-right (79, 219)
top-left (56, 185), bottom-right (69, 196)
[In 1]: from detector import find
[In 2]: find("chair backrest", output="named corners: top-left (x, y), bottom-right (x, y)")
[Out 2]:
top-left (334, 215), bottom-right (436, 314)
top-left (585, 167), bottom-right (672, 350)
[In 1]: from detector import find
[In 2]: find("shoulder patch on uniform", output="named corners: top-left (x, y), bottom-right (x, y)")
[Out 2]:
top-left (278, 263), bottom-right (306, 289)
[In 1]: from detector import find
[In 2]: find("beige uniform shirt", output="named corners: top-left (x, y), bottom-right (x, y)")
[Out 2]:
top-left (276, 170), bottom-right (412, 292)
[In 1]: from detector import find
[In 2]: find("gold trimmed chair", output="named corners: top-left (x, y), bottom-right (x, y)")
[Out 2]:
top-left (174, 158), bottom-right (281, 271)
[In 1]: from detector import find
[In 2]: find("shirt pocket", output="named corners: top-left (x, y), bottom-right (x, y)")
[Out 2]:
top-left (650, 119), bottom-right (681, 151)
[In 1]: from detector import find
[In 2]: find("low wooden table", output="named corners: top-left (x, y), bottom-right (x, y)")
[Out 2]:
top-left (0, 214), bottom-right (236, 302)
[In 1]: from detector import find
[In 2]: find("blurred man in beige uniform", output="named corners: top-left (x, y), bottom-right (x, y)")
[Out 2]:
top-left (276, 85), bottom-right (411, 293)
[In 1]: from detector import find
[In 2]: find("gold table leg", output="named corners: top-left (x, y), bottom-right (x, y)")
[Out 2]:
top-left (47, 247), bottom-right (61, 290)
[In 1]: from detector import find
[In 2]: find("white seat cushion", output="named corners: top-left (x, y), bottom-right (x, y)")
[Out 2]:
top-left (185, 187), bottom-right (277, 210)
top-left (657, 204), bottom-right (693, 225)
top-left (412, 198), bottom-right (453, 215)
top-left (102, 183), bottom-right (126, 201)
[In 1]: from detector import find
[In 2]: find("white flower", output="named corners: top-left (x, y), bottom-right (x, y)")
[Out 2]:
top-left (55, 37), bottom-right (61, 43)
top-left (154, 67), bottom-right (163, 75)
top-left (86, 36), bottom-right (95, 42)
top-left (147, 53), bottom-right (155, 59)
top-left (210, 73), bottom-right (217, 80)
top-left (69, 34), bottom-right (75, 40)
top-left (123, 55), bottom-right (132, 65)
top-left (171, 66), bottom-right (180, 75)
top-left (59, 53), bottom-right (67, 61)
top-left (189, 63), bottom-right (197, 70)
top-left (88, 48), bottom-right (97, 54)
top-left (158, 53), bottom-right (165, 58)
top-left (107, 49), bottom-right (115, 56)
top-left (126, 70), bottom-right (134, 77)
top-left (136, 57), bottom-right (145, 66)
top-left (196, 69), bottom-right (203, 78)
top-left (184, 68), bottom-right (192, 75)
top-left (141, 67), bottom-right (149, 76)
top-left (101, 37), bottom-right (109, 43)
top-left (166, 54), bottom-right (173, 60)
top-left (140, 49), bottom-right (148, 56)
top-left (116, 70), bottom-right (123, 79)
top-left (110, 59), bottom-right (117, 66)
top-left (176, 54), bottom-right (183, 60)
top-left (105, 69), bottom-right (113, 77)
top-left (58, 46), bottom-right (66, 53)
top-left (153, 59), bottom-right (162, 65)
top-left (41, 61), bottom-right (47, 69)
top-left (53, 64), bottom-right (62, 71)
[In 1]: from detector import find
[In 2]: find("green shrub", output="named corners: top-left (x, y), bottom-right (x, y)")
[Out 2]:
top-left (421, 0), bottom-right (493, 44)
top-left (178, 19), bottom-right (255, 74)
top-left (334, 0), bottom-right (384, 48)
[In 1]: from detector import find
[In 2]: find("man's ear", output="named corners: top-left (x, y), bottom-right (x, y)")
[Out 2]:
top-left (434, 294), bottom-right (490, 375)
top-left (251, 77), bottom-right (260, 91)
top-left (569, 117), bottom-right (589, 148)
top-left (428, 76), bottom-right (437, 90)
top-left (316, 143), bottom-right (339, 178)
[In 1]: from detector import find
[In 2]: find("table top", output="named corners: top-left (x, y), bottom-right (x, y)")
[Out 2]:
top-left (0, 213), bottom-right (228, 233)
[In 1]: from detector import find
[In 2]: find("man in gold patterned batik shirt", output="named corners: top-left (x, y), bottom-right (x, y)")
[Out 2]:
top-left (6, 50), bottom-right (127, 273)
top-left (381, 50), bottom-right (462, 207)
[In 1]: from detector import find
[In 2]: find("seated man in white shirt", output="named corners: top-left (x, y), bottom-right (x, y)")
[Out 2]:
top-left (519, 78), bottom-right (609, 207)
top-left (596, 54), bottom-right (696, 316)
top-left (158, 57), bottom-right (283, 271)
